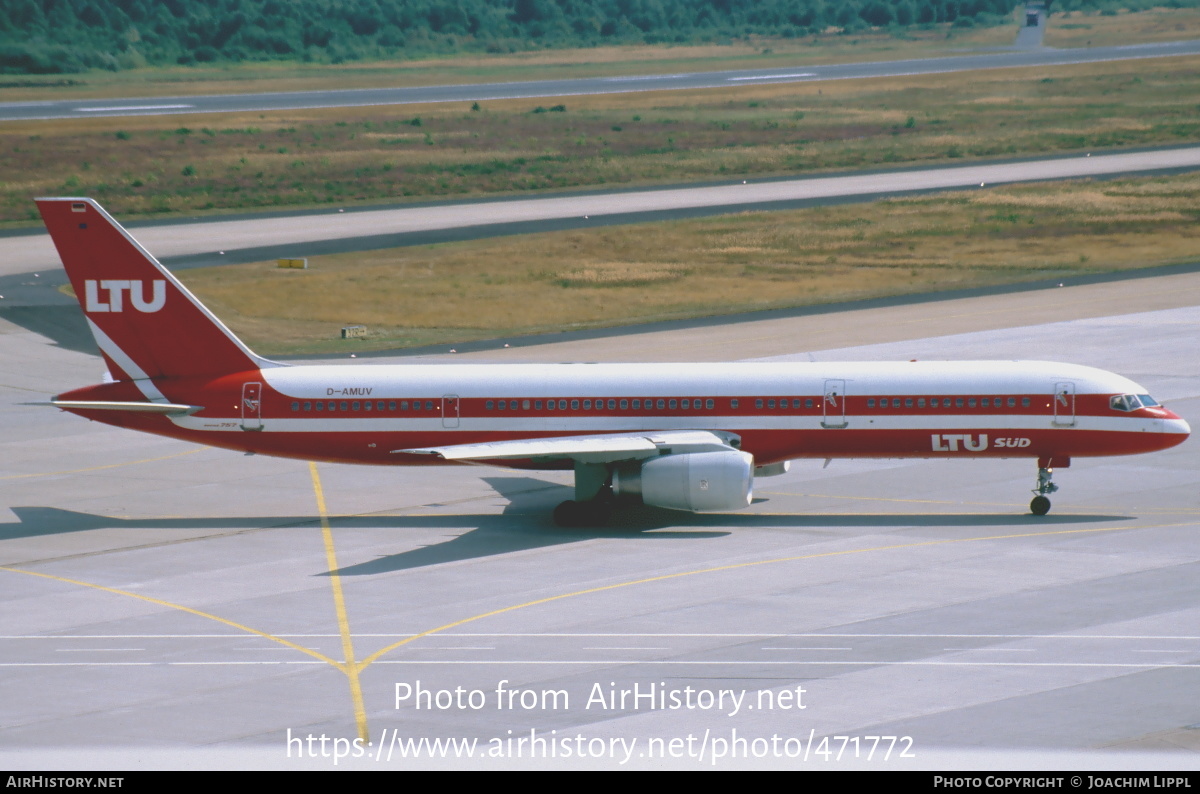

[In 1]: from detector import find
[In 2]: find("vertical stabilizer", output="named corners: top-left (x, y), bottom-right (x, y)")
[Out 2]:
top-left (37, 198), bottom-right (274, 381)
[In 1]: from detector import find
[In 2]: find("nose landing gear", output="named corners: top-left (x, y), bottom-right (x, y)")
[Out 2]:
top-left (1030, 457), bottom-right (1066, 516)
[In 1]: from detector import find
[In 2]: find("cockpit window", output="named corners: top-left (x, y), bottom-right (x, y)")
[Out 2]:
top-left (1111, 394), bottom-right (1154, 412)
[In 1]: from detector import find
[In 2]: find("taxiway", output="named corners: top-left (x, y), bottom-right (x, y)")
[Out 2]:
top-left (1, 274), bottom-right (1196, 769)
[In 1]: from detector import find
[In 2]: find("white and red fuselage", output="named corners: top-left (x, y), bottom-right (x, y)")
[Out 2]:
top-left (37, 198), bottom-right (1189, 520)
top-left (56, 359), bottom-right (1188, 470)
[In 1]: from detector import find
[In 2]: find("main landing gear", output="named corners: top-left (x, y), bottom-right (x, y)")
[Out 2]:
top-left (1030, 458), bottom-right (1064, 516)
top-left (554, 461), bottom-right (614, 528)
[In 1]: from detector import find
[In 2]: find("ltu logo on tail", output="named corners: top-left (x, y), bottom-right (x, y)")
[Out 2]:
top-left (84, 280), bottom-right (166, 313)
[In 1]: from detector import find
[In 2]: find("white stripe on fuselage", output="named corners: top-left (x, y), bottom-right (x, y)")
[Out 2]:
top-left (87, 318), bottom-right (169, 404)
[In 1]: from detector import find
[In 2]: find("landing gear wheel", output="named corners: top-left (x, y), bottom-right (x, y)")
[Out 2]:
top-left (553, 499), bottom-right (611, 528)
top-left (1030, 495), bottom-right (1051, 516)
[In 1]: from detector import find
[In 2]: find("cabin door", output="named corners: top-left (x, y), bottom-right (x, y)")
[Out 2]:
top-left (822, 379), bottom-right (848, 428)
top-left (442, 394), bottom-right (460, 428)
top-left (1053, 381), bottom-right (1076, 427)
top-left (240, 382), bottom-right (263, 431)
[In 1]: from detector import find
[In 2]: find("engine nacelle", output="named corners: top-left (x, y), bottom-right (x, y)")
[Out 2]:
top-left (613, 450), bottom-right (754, 512)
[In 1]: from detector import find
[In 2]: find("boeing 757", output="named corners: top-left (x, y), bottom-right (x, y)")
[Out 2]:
top-left (38, 198), bottom-right (1190, 525)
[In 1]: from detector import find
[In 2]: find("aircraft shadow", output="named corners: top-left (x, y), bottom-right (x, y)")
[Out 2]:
top-left (3, 475), bottom-right (1132, 576)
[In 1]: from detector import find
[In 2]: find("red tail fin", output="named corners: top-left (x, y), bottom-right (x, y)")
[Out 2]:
top-left (37, 198), bottom-right (274, 381)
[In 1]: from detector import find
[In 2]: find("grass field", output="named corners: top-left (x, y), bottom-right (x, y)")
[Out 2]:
top-left (5, 52), bottom-right (1200, 226)
top-left (176, 172), bottom-right (1200, 355)
top-left (13, 7), bottom-right (1200, 354)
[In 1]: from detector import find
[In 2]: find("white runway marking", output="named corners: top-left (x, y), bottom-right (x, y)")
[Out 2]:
top-left (728, 73), bottom-right (816, 81)
top-left (74, 104), bottom-right (194, 112)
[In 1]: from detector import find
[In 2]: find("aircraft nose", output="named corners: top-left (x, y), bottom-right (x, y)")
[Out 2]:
top-left (1162, 416), bottom-right (1191, 438)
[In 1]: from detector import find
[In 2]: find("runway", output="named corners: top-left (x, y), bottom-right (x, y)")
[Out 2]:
top-left (1, 275), bottom-right (1196, 769)
top-left (3, 39), bottom-right (1199, 121)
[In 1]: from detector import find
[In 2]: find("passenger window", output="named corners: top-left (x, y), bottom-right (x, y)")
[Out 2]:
top-left (535, 400), bottom-right (542, 410)
top-left (608, 399), bottom-right (616, 410)
top-left (756, 399), bottom-right (764, 409)
top-left (620, 399), bottom-right (628, 409)
top-left (917, 398), bottom-right (925, 408)
top-left (303, 402), bottom-right (311, 412)
top-left (706, 399), bottom-right (714, 409)
top-left (657, 399), bottom-right (665, 410)
top-left (668, 399), bottom-right (676, 409)
top-left (682, 399), bottom-right (690, 409)
top-left (731, 399), bottom-right (739, 409)
top-left (583, 400), bottom-right (591, 410)
top-left (291, 402), bottom-right (299, 412)
top-left (571, 400), bottom-right (579, 410)
top-left (981, 398), bottom-right (989, 408)
top-left (968, 399), bottom-right (976, 408)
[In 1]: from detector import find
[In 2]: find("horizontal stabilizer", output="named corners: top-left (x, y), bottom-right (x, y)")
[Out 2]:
top-left (50, 400), bottom-right (202, 416)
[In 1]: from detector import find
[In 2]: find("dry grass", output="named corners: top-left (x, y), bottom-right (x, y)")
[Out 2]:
top-left (177, 172), bottom-right (1200, 355)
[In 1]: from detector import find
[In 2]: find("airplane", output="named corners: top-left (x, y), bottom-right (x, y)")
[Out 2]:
top-left (38, 197), bottom-right (1190, 526)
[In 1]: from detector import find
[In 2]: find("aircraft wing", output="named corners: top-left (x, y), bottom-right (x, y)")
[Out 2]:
top-left (394, 429), bottom-right (740, 464)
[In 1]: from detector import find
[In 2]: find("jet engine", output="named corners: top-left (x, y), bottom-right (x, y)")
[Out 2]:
top-left (612, 450), bottom-right (754, 512)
